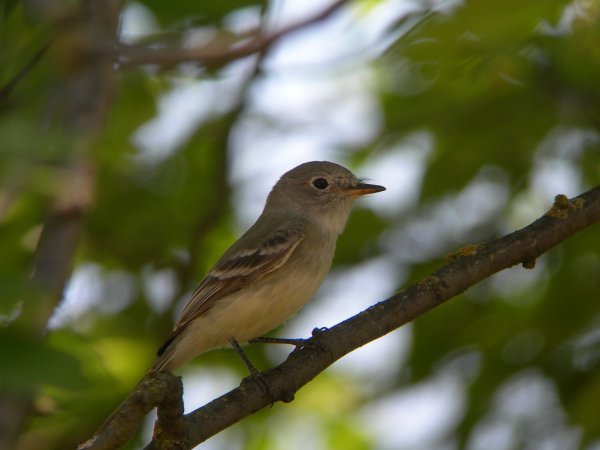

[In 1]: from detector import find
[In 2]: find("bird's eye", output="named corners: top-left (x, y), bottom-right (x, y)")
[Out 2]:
top-left (312, 178), bottom-right (329, 190)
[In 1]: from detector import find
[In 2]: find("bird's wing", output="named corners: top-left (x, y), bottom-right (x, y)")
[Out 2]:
top-left (172, 221), bottom-right (306, 334)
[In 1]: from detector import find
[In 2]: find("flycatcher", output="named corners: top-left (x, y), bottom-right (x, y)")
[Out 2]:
top-left (153, 161), bottom-right (385, 372)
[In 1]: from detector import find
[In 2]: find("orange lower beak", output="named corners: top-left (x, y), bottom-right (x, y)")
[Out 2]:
top-left (346, 183), bottom-right (386, 196)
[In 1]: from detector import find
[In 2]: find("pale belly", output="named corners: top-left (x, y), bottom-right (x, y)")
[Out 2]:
top-left (163, 261), bottom-right (328, 370)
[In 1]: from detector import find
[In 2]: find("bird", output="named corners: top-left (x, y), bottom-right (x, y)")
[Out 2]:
top-left (78, 161), bottom-right (385, 449)
top-left (153, 160), bottom-right (385, 372)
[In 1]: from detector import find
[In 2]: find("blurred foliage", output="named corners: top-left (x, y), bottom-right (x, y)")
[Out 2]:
top-left (1, 0), bottom-right (600, 449)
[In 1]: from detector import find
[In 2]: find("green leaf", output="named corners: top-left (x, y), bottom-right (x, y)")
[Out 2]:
top-left (0, 330), bottom-right (90, 391)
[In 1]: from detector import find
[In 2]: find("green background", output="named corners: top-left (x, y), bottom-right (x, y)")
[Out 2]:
top-left (1, 0), bottom-right (599, 449)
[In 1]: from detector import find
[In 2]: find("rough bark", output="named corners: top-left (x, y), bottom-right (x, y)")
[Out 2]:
top-left (80, 188), bottom-right (600, 450)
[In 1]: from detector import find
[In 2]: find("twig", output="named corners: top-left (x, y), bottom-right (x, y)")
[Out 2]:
top-left (118, 0), bottom-right (349, 69)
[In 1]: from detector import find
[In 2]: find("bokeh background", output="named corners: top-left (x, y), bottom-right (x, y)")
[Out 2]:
top-left (1, 0), bottom-right (600, 449)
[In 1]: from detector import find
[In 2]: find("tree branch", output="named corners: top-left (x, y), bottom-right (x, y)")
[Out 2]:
top-left (118, 0), bottom-right (348, 69)
top-left (79, 372), bottom-right (183, 450)
top-left (0, 1), bottom-right (120, 448)
top-left (82, 187), bottom-right (600, 450)
top-left (176, 190), bottom-right (600, 449)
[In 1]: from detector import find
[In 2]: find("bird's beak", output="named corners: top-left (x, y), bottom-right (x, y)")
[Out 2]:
top-left (345, 182), bottom-right (386, 197)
